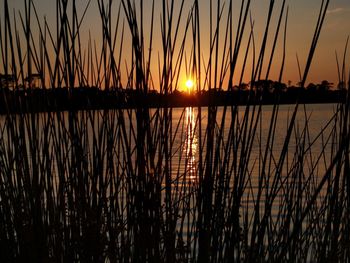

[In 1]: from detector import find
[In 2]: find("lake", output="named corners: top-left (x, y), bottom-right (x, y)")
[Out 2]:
top-left (0, 103), bottom-right (343, 261)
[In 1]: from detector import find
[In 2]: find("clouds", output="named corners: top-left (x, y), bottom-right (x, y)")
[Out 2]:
top-left (326, 7), bottom-right (346, 15)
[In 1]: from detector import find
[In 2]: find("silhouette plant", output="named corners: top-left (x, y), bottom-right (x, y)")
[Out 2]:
top-left (1, 0), bottom-right (350, 262)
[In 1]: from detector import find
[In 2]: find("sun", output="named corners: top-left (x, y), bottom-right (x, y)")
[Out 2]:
top-left (185, 79), bottom-right (194, 93)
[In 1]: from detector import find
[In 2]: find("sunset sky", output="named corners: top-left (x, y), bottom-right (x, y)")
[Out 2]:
top-left (2, 0), bottom-right (350, 89)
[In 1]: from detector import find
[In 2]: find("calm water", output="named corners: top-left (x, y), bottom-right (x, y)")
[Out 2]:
top-left (0, 103), bottom-right (337, 183)
top-left (169, 103), bottom-right (338, 249)
top-left (0, 103), bottom-right (341, 258)
top-left (171, 104), bottom-right (337, 182)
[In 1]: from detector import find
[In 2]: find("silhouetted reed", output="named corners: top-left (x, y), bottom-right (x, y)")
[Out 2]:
top-left (1, 0), bottom-right (350, 262)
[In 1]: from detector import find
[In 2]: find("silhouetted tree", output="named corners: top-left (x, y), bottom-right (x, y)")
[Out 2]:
top-left (25, 73), bottom-right (42, 89)
top-left (239, 83), bottom-right (249, 90)
top-left (337, 81), bottom-right (346, 90)
top-left (252, 80), bottom-right (274, 93)
top-left (0, 74), bottom-right (15, 90)
top-left (319, 80), bottom-right (333, 91)
top-left (273, 82), bottom-right (287, 93)
top-left (307, 83), bottom-right (317, 92)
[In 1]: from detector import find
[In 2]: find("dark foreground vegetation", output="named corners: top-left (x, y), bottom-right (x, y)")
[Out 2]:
top-left (1, 0), bottom-right (350, 262)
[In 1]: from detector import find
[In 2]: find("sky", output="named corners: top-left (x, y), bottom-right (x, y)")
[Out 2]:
top-left (1, 0), bottom-right (350, 90)
top-left (288, 0), bottom-right (350, 85)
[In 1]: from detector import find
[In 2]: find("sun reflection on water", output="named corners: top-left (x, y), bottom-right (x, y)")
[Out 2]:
top-left (183, 107), bottom-right (198, 183)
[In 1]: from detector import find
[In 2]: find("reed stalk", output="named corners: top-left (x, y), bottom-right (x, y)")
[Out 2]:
top-left (0, 0), bottom-right (349, 262)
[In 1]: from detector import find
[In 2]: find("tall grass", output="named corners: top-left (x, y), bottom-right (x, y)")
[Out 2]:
top-left (1, 0), bottom-right (349, 262)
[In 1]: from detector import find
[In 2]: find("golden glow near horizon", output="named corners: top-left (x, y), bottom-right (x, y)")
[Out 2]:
top-left (185, 79), bottom-right (194, 93)
top-left (2, 1), bottom-right (349, 88)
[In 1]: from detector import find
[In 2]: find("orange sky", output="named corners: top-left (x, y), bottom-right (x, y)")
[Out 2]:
top-left (1, 0), bottom-right (350, 90)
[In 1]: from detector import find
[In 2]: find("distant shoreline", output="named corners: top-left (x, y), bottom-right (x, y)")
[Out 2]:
top-left (0, 88), bottom-right (347, 114)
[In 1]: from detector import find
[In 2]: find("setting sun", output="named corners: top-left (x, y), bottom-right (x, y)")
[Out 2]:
top-left (185, 79), bottom-right (194, 93)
